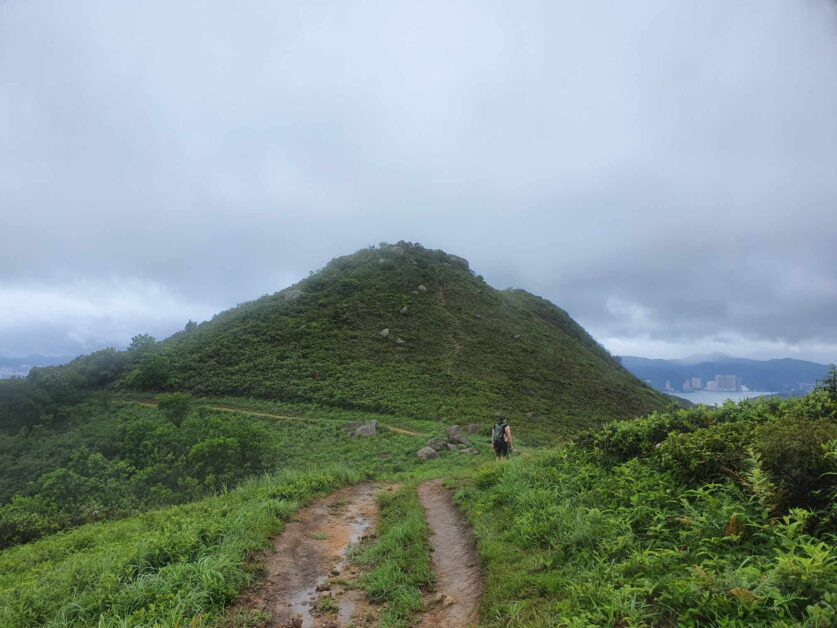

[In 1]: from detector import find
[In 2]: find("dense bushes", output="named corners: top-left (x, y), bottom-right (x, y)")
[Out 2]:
top-left (585, 391), bottom-right (837, 517)
top-left (0, 398), bottom-right (275, 548)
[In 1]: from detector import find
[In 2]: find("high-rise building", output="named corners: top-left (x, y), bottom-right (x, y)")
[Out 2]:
top-left (682, 379), bottom-right (692, 392)
top-left (691, 377), bottom-right (702, 390)
top-left (715, 375), bottom-right (738, 391)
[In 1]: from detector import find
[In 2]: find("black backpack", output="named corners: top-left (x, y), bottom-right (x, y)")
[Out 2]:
top-left (492, 422), bottom-right (506, 445)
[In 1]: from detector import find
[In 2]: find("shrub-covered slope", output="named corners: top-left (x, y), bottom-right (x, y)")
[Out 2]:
top-left (131, 243), bottom-right (667, 427)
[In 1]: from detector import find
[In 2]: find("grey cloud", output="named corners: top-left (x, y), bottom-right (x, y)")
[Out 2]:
top-left (1, 0), bottom-right (836, 361)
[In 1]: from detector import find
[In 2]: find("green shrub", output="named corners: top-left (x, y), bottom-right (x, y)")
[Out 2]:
top-left (753, 417), bottom-right (837, 509)
top-left (157, 392), bottom-right (193, 426)
top-left (656, 420), bottom-right (757, 483)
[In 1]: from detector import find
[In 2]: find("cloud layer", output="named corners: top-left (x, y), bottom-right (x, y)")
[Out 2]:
top-left (2, 1), bottom-right (836, 361)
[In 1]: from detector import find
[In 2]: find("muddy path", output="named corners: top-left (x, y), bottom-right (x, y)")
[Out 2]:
top-left (230, 483), bottom-right (385, 627)
top-left (417, 480), bottom-right (482, 627)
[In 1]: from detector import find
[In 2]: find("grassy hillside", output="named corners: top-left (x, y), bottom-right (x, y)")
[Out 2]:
top-left (126, 242), bottom-right (667, 429)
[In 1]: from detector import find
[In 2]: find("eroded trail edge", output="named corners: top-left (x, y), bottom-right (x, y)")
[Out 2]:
top-left (417, 479), bottom-right (482, 627)
top-left (231, 483), bottom-right (383, 627)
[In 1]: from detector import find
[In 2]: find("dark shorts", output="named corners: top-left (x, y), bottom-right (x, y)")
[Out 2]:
top-left (493, 440), bottom-right (509, 457)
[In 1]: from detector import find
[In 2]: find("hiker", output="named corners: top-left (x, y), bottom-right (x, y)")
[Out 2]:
top-left (492, 415), bottom-right (513, 459)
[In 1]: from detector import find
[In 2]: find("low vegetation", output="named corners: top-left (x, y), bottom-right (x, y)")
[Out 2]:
top-left (355, 485), bottom-right (433, 627)
top-left (454, 390), bottom-right (836, 626)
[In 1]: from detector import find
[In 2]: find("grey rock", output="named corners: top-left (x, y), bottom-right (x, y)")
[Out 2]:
top-left (400, 306), bottom-right (408, 314)
top-left (395, 338), bottom-right (405, 344)
top-left (446, 443), bottom-right (459, 450)
top-left (379, 328), bottom-right (390, 337)
top-left (464, 424), bottom-right (483, 434)
top-left (353, 421), bottom-right (378, 437)
top-left (452, 433), bottom-right (472, 446)
top-left (417, 284), bottom-right (428, 293)
top-left (283, 289), bottom-right (304, 302)
top-left (427, 438), bottom-right (448, 451)
top-left (459, 447), bottom-right (479, 455)
top-left (417, 446), bottom-right (439, 461)
top-left (446, 425), bottom-right (463, 439)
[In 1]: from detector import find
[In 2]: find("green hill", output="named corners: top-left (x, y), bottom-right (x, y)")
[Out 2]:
top-left (127, 242), bottom-right (667, 428)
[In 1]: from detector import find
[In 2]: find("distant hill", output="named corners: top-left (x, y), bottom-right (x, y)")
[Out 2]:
top-left (121, 242), bottom-right (668, 427)
top-left (0, 355), bottom-right (73, 380)
top-left (621, 354), bottom-right (831, 395)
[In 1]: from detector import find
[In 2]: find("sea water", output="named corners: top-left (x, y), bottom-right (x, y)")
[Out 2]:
top-left (670, 391), bottom-right (776, 406)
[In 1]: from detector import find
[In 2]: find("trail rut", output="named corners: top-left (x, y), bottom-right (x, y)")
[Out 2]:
top-left (417, 480), bottom-right (482, 627)
top-left (230, 483), bottom-right (384, 627)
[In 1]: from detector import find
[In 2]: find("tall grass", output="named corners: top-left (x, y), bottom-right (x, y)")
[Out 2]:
top-left (0, 466), bottom-right (360, 627)
top-left (355, 485), bottom-right (433, 627)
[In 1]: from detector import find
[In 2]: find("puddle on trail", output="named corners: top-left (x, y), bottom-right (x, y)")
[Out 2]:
top-left (229, 483), bottom-right (381, 628)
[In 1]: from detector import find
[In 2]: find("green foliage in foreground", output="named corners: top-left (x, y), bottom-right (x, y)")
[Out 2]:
top-left (0, 466), bottom-right (361, 627)
top-left (454, 391), bottom-right (837, 626)
top-left (457, 451), bottom-right (836, 626)
top-left (355, 484), bottom-right (433, 627)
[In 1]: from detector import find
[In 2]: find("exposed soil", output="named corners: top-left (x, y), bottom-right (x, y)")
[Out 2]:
top-left (417, 480), bottom-right (482, 627)
top-left (228, 483), bottom-right (385, 627)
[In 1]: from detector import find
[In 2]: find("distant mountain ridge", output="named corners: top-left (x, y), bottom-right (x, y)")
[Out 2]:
top-left (0, 355), bottom-right (73, 379)
top-left (620, 354), bottom-right (831, 395)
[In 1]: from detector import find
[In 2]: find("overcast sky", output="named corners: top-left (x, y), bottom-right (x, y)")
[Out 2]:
top-left (2, 0), bottom-right (836, 363)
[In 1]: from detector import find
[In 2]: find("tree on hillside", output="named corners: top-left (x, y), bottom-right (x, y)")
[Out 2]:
top-left (128, 334), bottom-right (157, 354)
top-left (815, 364), bottom-right (837, 402)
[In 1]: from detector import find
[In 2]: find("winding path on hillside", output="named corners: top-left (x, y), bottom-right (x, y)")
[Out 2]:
top-left (416, 479), bottom-right (483, 627)
top-left (129, 400), bottom-right (424, 436)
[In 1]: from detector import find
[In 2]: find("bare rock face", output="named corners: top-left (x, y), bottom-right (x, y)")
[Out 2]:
top-left (417, 446), bottom-right (439, 461)
top-left (282, 289), bottom-right (304, 302)
top-left (446, 254), bottom-right (470, 270)
top-left (353, 421), bottom-right (378, 437)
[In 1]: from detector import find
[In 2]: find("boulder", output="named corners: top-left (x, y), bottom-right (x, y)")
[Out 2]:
top-left (395, 338), bottom-right (405, 344)
top-left (417, 284), bottom-right (428, 293)
top-left (379, 328), bottom-right (390, 337)
top-left (353, 421), bottom-right (378, 437)
top-left (417, 446), bottom-right (439, 461)
top-left (446, 425), bottom-right (462, 438)
top-left (426, 438), bottom-right (447, 451)
top-left (399, 306), bottom-right (408, 314)
top-left (344, 421), bottom-right (364, 433)
top-left (446, 443), bottom-right (459, 450)
top-left (451, 433), bottom-right (471, 446)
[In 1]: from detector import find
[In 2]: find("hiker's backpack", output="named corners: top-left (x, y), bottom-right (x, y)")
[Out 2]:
top-left (492, 422), bottom-right (506, 445)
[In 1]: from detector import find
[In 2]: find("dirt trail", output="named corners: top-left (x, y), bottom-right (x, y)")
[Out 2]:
top-left (230, 483), bottom-right (384, 627)
top-left (130, 400), bottom-right (423, 436)
top-left (417, 480), bottom-right (482, 627)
